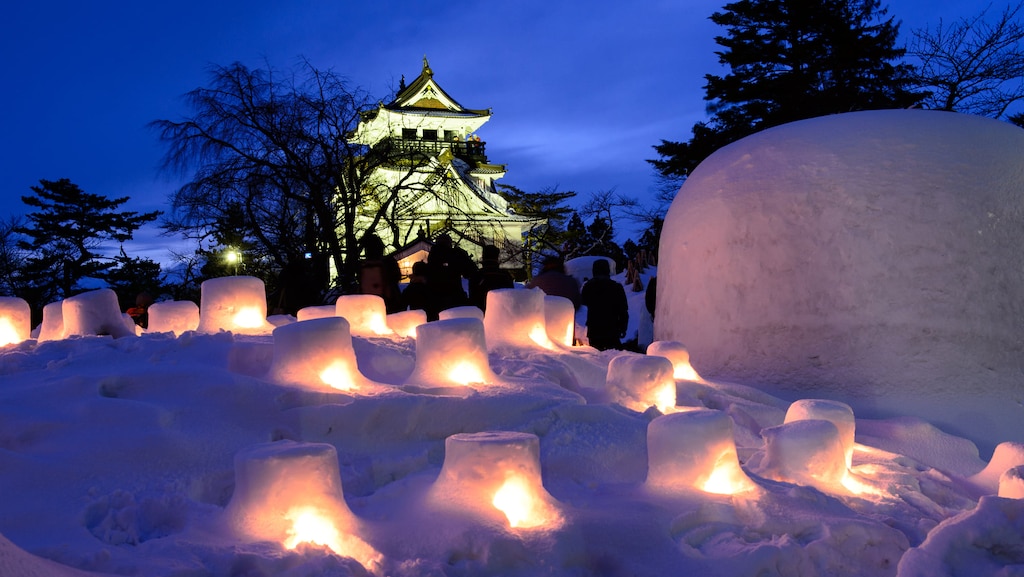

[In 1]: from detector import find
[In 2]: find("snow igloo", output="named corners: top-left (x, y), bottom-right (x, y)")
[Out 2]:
top-left (656, 110), bottom-right (1024, 455)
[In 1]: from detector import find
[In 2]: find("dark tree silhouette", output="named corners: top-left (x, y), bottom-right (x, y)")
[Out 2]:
top-left (15, 178), bottom-right (161, 306)
top-left (908, 2), bottom-right (1024, 120)
top-left (651, 0), bottom-right (924, 181)
top-left (152, 59), bottom-right (458, 301)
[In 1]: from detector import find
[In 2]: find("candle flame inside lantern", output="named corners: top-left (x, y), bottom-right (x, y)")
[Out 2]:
top-left (368, 314), bottom-right (391, 336)
top-left (283, 506), bottom-right (342, 553)
top-left (319, 361), bottom-right (359, 391)
top-left (233, 307), bottom-right (265, 329)
top-left (654, 383), bottom-right (677, 414)
top-left (0, 318), bottom-right (20, 346)
top-left (529, 324), bottom-right (553, 349)
top-left (492, 476), bottom-right (547, 529)
top-left (449, 361), bottom-right (485, 386)
top-left (701, 452), bottom-right (757, 495)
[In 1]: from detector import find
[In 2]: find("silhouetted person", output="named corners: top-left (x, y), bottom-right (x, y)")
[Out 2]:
top-left (645, 276), bottom-right (657, 320)
top-left (580, 258), bottom-right (628, 351)
top-left (469, 244), bottom-right (514, 311)
top-left (402, 261), bottom-right (434, 319)
top-left (426, 233), bottom-right (477, 317)
top-left (358, 233), bottom-right (403, 314)
top-left (526, 256), bottom-right (580, 309)
top-left (126, 291), bottom-right (154, 328)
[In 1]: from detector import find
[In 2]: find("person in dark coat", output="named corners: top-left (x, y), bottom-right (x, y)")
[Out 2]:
top-left (469, 244), bottom-right (514, 311)
top-left (525, 256), bottom-right (581, 309)
top-left (402, 261), bottom-right (434, 318)
top-left (358, 233), bottom-right (404, 314)
top-left (426, 233), bottom-right (477, 317)
top-left (580, 258), bottom-right (628, 351)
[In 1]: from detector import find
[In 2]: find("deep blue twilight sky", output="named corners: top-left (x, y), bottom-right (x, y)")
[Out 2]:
top-left (2, 1), bottom-right (979, 264)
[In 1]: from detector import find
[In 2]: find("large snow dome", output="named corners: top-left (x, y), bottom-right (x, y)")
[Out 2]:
top-left (657, 109), bottom-right (1024, 454)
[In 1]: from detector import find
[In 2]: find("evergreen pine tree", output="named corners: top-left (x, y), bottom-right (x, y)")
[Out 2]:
top-left (651, 0), bottom-right (923, 180)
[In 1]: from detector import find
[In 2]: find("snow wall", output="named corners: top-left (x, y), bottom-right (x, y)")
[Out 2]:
top-left (656, 109), bottom-right (1024, 455)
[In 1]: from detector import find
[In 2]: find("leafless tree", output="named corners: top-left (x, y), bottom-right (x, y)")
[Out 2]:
top-left (152, 59), bottom-right (456, 297)
top-left (908, 2), bottom-right (1024, 119)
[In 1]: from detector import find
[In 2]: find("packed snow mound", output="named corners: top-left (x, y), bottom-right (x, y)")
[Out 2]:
top-left (657, 110), bottom-right (1024, 455)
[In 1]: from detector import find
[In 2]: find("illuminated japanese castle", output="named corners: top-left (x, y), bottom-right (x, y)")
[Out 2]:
top-left (349, 58), bottom-right (542, 274)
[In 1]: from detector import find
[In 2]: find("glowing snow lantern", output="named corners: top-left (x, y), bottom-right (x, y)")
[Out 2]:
top-left (429, 431), bottom-right (562, 530)
top-left (267, 317), bottom-right (382, 393)
top-left (387, 309), bottom-right (427, 338)
top-left (296, 305), bottom-right (336, 322)
top-left (225, 440), bottom-right (380, 568)
top-left (999, 466), bottom-right (1024, 499)
top-left (147, 300), bottom-right (200, 336)
top-left (37, 301), bottom-right (65, 342)
top-left (646, 341), bottom-right (703, 381)
top-left (197, 276), bottom-right (273, 335)
top-left (970, 442), bottom-right (1024, 495)
top-left (646, 409), bottom-right (756, 495)
top-left (484, 288), bottom-right (556, 350)
top-left (404, 318), bottom-right (495, 389)
top-left (0, 296), bottom-right (30, 346)
top-left (439, 306), bottom-right (484, 321)
top-left (543, 295), bottom-right (575, 347)
top-left (784, 399), bottom-right (856, 470)
top-left (62, 289), bottom-right (135, 338)
top-left (759, 419), bottom-right (847, 492)
top-left (605, 354), bottom-right (677, 413)
top-left (335, 294), bottom-right (392, 337)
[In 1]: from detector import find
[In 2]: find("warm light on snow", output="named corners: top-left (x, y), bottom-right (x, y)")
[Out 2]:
top-left (0, 318), bottom-right (19, 346)
top-left (283, 506), bottom-right (342, 551)
top-left (232, 307), bottom-right (265, 329)
top-left (319, 360), bottom-right (358, 391)
top-left (492, 476), bottom-right (548, 528)
top-left (448, 360), bottom-right (486, 386)
top-left (701, 452), bottom-right (757, 495)
top-left (653, 383), bottom-right (677, 414)
top-left (529, 324), bottom-right (554, 349)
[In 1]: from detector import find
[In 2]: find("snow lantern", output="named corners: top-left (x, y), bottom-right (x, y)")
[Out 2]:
top-left (439, 305), bottom-right (484, 321)
top-left (225, 440), bottom-right (380, 568)
top-left (387, 309), bottom-right (427, 338)
top-left (296, 305), bottom-right (336, 322)
top-left (484, 288), bottom-right (555, 350)
top-left (969, 442), bottom-right (1024, 495)
top-left (646, 341), bottom-right (703, 382)
top-left (429, 431), bottom-right (562, 530)
top-left (999, 466), bottom-right (1024, 499)
top-left (0, 296), bottom-right (31, 346)
top-left (62, 289), bottom-right (135, 338)
top-left (147, 300), bottom-right (200, 336)
top-left (267, 317), bottom-right (384, 393)
top-left (646, 409), bottom-right (756, 495)
top-left (37, 301), bottom-right (64, 342)
top-left (197, 276), bottom-right (273, 335)
top-left (335, 294), bottom-right (391, 337)
top-left (544, 295), bottom-right (575, 347)
top-left (759, 419), bottom-right (847, 492)
top-left (784, 399), bottom-right (856, 469)
top-left (404, 318), bottom-right (495, 389)
top-left (605, 354), bottom-right (677, 414)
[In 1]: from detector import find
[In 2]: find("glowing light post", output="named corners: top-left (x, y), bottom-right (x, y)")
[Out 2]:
top-left (429, 432), bottom-right (563, 530)
top-left (225, 441), bottom-right (381, 569)
top-left (646, 409), bottom-right (757, 495)
top-left (225, 247), bottom-right (242, 276)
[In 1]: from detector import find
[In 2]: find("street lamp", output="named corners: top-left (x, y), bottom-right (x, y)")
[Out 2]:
top-left (225, 247), bottom-right (242, 276)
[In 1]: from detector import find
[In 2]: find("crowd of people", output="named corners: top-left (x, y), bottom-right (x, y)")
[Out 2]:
top-left (355, 233), bottom-right (641, 351)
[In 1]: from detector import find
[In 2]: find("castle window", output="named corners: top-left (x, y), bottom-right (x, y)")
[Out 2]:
top-left (422, 129), bottom-right (438, 141)
top-left (402, 128), bottom-right (418, 140)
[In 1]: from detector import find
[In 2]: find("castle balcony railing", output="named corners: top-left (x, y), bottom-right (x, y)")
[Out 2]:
top-left (378, 138), bottom-right (488, 165)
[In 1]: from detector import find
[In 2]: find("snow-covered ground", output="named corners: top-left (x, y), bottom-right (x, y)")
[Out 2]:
top-left (0, 278), bottom-right (1022, 577)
